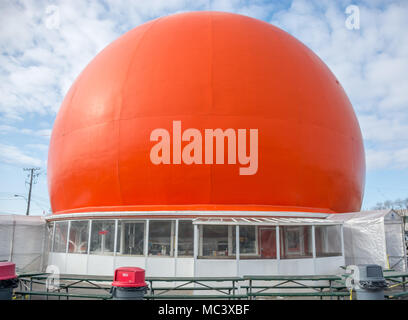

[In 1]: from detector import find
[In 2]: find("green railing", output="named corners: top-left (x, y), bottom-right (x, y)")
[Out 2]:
top-left (14, 271), bottom-right (408, 300)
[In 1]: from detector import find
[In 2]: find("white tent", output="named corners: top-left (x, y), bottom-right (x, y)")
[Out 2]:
top-left (328, 210), bottom-right (407, 271)
top-left (0, 214), bottom-right (48, 273)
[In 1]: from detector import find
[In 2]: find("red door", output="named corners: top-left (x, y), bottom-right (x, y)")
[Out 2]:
top-left (259, 228), bottom-right (276, 258)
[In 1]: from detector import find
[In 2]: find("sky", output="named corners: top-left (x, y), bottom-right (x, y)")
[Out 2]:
top-left (0, 0), bottom-right (407, 215)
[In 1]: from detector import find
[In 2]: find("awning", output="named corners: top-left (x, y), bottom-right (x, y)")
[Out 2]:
top-left (192, 217), bottom-right (342, 226)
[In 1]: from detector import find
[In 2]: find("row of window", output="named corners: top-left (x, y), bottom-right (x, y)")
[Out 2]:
top-left (50, 220), bottom-right (342, 259)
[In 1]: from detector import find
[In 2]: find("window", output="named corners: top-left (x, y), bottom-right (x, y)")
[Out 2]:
top-left (280, 226), bottom-right (312, 259)
top-left (68, 221), bottom-right (89, 254)
top-left (46, 222), bottom-right (54, 253)
top-left (259, 227), bottom-right (277, 259)
top-left (231, 225), bottom-right (259, 257)
top-left (90, 220), bottom-right (115, 255)
top-left (53, 221), bottom-right (68, 253)
top-left (117, 221), bottom-right (144, 255)
top-left (199, 225), bottom-right (236, 258)
top-left (177, 221), bottom-right (194, 257)
top-left (315, 225), bottom-right (342, 257)
top-left (148, 220), bottom-right (174, 256)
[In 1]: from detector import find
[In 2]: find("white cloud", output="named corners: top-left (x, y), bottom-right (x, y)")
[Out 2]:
top-left (0, 125), bottom-right (51, 138)
top-left (0, 143), bottom-right (43, 167)
top-left (25, 143), bottom-right (49, 151)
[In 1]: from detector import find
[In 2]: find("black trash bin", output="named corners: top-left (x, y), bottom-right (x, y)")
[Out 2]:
top-left (110, 267), bottom-right (148, 300)
top-left (0, 262), bottom-right (18, 300)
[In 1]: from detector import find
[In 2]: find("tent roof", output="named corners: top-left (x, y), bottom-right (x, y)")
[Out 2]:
top-left (327, 209), bottom-right (401, 223)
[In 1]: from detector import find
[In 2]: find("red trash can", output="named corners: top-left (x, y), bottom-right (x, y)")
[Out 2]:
top-left (110, 267), bottom-right (148, 300)
top-left (0, 262), bottom-right (18, 300)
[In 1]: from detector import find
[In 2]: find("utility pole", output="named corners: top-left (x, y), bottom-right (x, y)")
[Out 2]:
top-left (23, 168), bottom-right (41, 216)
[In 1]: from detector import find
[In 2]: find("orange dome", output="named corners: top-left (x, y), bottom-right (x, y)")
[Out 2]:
top-left (48, 11), bottom-right (365, 215)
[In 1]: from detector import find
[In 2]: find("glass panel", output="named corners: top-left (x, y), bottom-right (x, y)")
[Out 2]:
top-left (315, 225), bottom-right (342, 257)
top-left (178, 221), bottom-right (194, 257)
top-left (68, 221), bottom-right (89, 254)
top-left (148, 221), bottom-right (174, 256)
top-left (46, 222), bottom-right (54, 253)
top-left (199, 225), bottom-right (236, 258)
top-left (53, 221), bottom-right (68, 253)
top-left (231, 225), bottom-right (259, 257)
top-left (239, 225), bottom-right (257, 254)
top-left (117, 221), bottom-right (145, 255)
top-left (90, 220), bottom-right (115, 255)
top-left (280, 226), bottom-right (313, 259)
top-left (259, 227), bottom-right (277, 259)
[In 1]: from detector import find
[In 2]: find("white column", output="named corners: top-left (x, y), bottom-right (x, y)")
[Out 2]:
top-left (174, 220), bottom-right (179, 277)
top-left (175, 220), bottom-right (179, 258)
top-left (144, 220), bottom-right (149, 257)
top-left (51, 222), bottom-right (56, 252)
top-left (65, 221), bottom-right (71, 273)
top-left (193, 224), bottom-right (198, 277)
top-left (276, 226), bottom-right (280, 264)
top-left (113, 220), bottom-right (118, 272)
top-left (113, 220), bottom-right (118, 256)
top-left (236, 225), bottom-right (240, 276)
top-left (87, 220), bottom-right (92, 254)
top-left (340, 224), bottom-right (345, 260)
top-left (228, 225), bottom-right (233, 254)
top-left (170, 220), bottom-right (175, 257)
top-left (86, 220), bottom-right (92, 275)
top-left (312, 225), bottom-right (316, 274)
top-left (65, 221), bottom-right (71, 254)
top-left (120, 221), bottom-right (125, 254)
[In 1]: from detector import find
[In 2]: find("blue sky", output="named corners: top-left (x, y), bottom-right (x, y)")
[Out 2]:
top-left (0, 0), bottom-right (407, 215)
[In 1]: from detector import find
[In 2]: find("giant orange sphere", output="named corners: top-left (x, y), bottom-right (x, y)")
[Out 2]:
top-left (48, 11), bottom-right (365, 215)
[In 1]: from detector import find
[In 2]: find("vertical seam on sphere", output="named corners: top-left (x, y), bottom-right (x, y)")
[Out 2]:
top-left (117, 17), bottom-right (165, 207)
top-left (209, 11), bottom-right (214, 206)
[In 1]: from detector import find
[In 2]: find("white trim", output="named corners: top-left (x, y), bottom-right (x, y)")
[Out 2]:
top-left (193, 224), bottom-right (198, 277)
top-left (340, 224), bottom-right (345, 258)
top-left (236, 225), bottom-right (240, 276)
top-left (64, 220), bottom-right (71, 273)
top-left (65, 220), bottom-right (71, 254)
top-left (51, 221), bottom-right (56, 252)
top-left (113, 220), bottom-right (118, 257)
top-left (45, 210), bottom-right (329, 221)
top-left (312, 225), bottom-right (316, 274)
top-left (276, 226), bottom-right (280, 273)
top-left (174, 219), bottom-right (179, 276)
top-left (144, 220), bottom-right (149, 257)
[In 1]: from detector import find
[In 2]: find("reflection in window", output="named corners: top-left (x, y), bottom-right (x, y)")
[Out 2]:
top-left (90, 220), bottom-right (115, 255)
top-left (315, 225), bottom-right (342, 257)
top-left (259, 227), bottom-right (276, 259)
top-left (117, 221), bottom-right (144, 255)
top-left (280, 226), bottom-right (312, 259)
top-left (68, 221), bottom-right (89, 254)
top-left (178, 221), bottom-right (193, 257)
top-left (232, 225), bottom-right (259, 257)
top-left (46, 222), bottom-right (54, 253)
top-left (199, 225), bottom-right (236, 258)
top-left (53, 221), bottom-right (68, 253)
top-left (239, 226), bottom-right (257, 254)
top-left (148, 221), bottom-right (174, 256)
